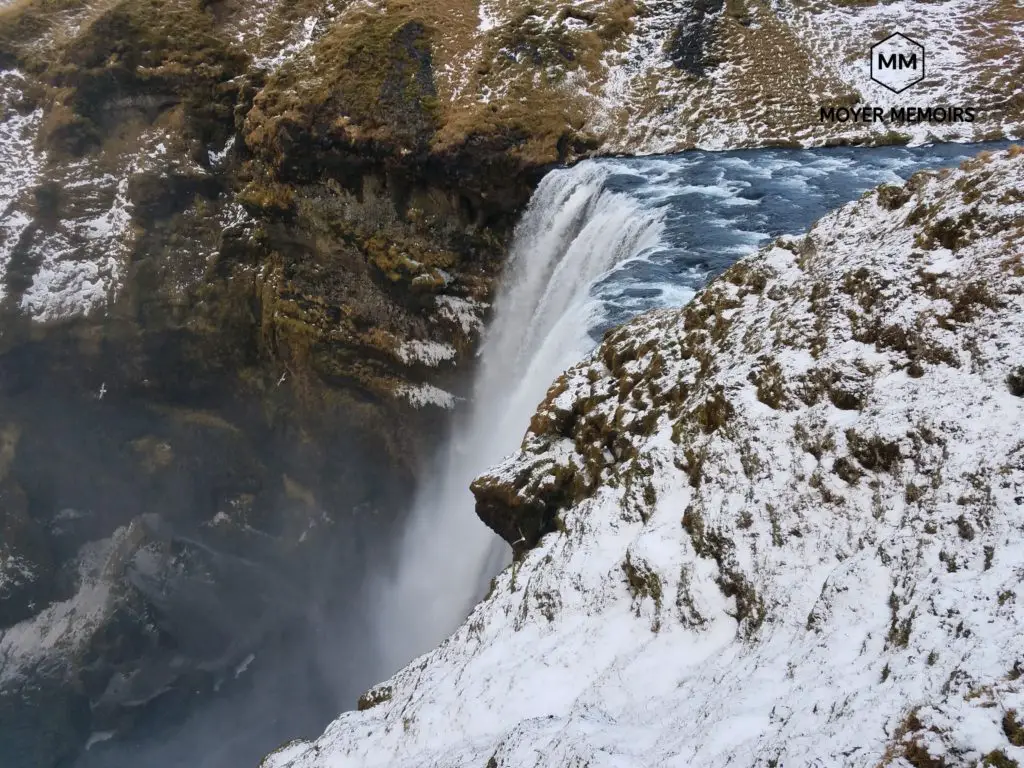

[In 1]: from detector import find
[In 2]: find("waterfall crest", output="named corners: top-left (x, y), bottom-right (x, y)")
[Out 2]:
top-left (373, 162), bottom-right (666, 673)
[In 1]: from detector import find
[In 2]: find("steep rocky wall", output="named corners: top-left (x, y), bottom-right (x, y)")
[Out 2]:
top-left (0, 1), bottom-right (541, 764)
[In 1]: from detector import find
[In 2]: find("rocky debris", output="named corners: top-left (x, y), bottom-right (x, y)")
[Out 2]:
top-left (0, 512), bottom-right (327, 766)
top-left (265, 148), bottom-right (1024, 767)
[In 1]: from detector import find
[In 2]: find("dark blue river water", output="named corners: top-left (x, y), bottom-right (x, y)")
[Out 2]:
top-left (591, 142), bottom-right (1009, 331)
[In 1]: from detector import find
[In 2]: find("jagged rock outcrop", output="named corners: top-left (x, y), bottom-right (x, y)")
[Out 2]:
top-left (266, 148), bottom-right (1024, 767)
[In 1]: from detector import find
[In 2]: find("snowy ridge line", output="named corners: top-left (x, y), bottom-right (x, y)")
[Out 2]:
top-left (593, 0), bottom-right (1023, 153)
top-left (264, 147), bottom-right (1024, 768)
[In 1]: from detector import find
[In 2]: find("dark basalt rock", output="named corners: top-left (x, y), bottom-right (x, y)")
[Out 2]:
top-left (471, 464), bottom-right (566, 559)
top-left (0, 477), bottom-right (55, 627)
top-left (664, 0), bottom-right (726, 78)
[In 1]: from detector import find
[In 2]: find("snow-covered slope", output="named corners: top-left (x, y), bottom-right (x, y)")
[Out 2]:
top-left (596, 0), bottom-right (1024, 152)
top-left (264, 147), bottom-right (1024, 768)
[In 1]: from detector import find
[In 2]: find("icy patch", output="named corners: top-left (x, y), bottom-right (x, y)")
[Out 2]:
top-left (434, 295), bottom-right (487, 335)
top-left (395, 340), bottom-right (458, 367)
top-left (395, 382), bottom-right (457, 409)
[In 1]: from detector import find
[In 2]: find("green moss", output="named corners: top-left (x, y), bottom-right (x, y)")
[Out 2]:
top-left (27, 0), bottom-right (248, 154)
top-left (363, 232), bottom-right (456, 286)
top-left (246, 10), bottom-right (439, 161)
top-left (238, 180), bottom-right (297, 217)
top-left (982, 750), bottom-right (1020, 768)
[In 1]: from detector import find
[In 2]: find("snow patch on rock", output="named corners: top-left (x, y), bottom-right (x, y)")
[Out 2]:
top-left (0, 531), bottom-right (126, 686)
top-left (395, 340), bottom-right (458, 367)
top-left (435, 295), bottom-right (488, 336)
top-left (396, 382), bottom-right (458, 410)
top-left (0, 71), bottom-right (45, 303)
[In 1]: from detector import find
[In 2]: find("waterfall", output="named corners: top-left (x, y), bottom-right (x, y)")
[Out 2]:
top-left (373, 162), bottom-right (666, 674)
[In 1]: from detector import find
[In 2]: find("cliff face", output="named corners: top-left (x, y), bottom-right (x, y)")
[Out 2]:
top-left (265, 148), bottom-right (1024, 767)
top-left (0, 1), bottom-right (523, 763)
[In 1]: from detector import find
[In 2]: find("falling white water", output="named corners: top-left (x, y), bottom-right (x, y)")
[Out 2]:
top-left (374, 162), bottom-right (665, 673)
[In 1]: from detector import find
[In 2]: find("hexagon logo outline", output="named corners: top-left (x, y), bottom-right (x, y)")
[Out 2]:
top-left (870, 32), bottom-right (925, 94)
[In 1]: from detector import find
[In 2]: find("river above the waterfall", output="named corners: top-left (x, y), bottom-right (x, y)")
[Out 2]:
top-left (590, 142), bottom-right (1011, 332)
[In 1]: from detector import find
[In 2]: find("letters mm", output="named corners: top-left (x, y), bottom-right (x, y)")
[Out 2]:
top-left (870, 33), bottom-right (925, 94)
top-left (878, 52), bottom-right (918, 70)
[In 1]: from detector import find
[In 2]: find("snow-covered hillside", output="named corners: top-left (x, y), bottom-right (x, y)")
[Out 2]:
top-left (1, 0), bottom-right (1022, 323)
top-left (264, 147), bottom-right (1024, 768)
